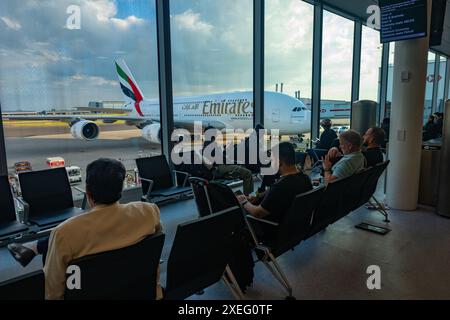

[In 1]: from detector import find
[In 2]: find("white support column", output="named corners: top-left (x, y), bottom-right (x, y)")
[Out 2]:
top-left (386, 0), bottom-right (432, 210)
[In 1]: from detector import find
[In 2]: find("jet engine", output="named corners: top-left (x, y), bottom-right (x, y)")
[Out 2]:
top-left (142, 123), bottom-right (161, 144)
top-left (70, 120), bottom-right (100, 141)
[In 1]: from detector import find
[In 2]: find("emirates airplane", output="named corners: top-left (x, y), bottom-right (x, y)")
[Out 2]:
top-left (2, 60), bottom-right (311, 144)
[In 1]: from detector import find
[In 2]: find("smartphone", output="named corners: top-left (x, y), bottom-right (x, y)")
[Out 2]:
top-left (355, 223), bottom-right (390, 235)
top-left (234, 190), bottom-right (243, 196)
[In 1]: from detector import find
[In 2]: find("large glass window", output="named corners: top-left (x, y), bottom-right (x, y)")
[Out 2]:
top-left (424, 52), bottom-right (436, 122)
top-left (169, 0), bottom-right (253, 150)
top-left (320, 10), bottom-right (354, 135)
top-left (265, 0), bottom-right (313, 149)
top-left (385, 42), bottom-right (395, 119)
top-left (436, 56), bottom-right (447, 113)
top-left (359, 25), bottom-right (382, 102)
top-left (0, 0), bottom-right (160, 197)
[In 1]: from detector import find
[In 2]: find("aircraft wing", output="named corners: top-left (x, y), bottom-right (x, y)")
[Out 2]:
top-left (1, 114), bottom-right (150, 123)
top-left (172, 120), bottom-right (228, 131)
top-left (3, 115), bottom-right (228, 131)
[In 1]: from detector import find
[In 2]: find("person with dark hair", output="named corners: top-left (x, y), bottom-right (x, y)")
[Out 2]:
top-left (381, 117), bottom-right (390, 145)
top-left (306, 119), bottom-right (338, 166)
top-left (316, 119), bottom-right (337, 150)
top-left (322, 130), bottom-right (365, 183)
top-left (236, 142), bottom-right (312, 224)
top-left (423, 115), bottom-right (438, 141)
top-left (7, 158), bottom-right (162, 300)
top-left (434, 112), bottom-right (444, 138)
top-left (362, 127), bottom-right (385, 167)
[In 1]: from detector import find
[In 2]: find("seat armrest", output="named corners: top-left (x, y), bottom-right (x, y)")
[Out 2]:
top-left (72, 186), bottom-right (88, 210)
top-left (72, 186), bottom-right (85, 194)
top-left (139, 177), bottom-right (154, 200)
top-left (173, 170), bottom-right (190, 187)
top-left (246, 215), bottom-right (279, 227)
top-left (16, 197), bottom-right (29, 224)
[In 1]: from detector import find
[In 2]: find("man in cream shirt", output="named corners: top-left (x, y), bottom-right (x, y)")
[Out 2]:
top-left (8, 158), bottom-right (162, 299)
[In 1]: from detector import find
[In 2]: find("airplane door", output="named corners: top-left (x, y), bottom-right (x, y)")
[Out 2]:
top-left (272, 109), bottom-right (280, 123)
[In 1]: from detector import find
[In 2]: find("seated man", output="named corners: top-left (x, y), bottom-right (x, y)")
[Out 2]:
top-left (236, 142), bottom-right (312, 224)
top-left (8, 158), bottom-right (162, 300)
top-left (316, 119), bottom-right (338, 150)
top-left (322, 130), bottom-right (365, 183)
top-left (326, 127), bottom-right (385, 168)
top-left (362, 127), bottom-right (385, 167)
top-left (305, 119), bottom-right (338, 167)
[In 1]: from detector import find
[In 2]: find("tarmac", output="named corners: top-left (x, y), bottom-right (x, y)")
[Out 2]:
top-left (4, 123), bottom-right (161, 184)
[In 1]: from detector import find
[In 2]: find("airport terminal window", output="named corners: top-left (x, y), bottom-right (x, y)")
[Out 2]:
top-left (424, 52), bottom-right (436, 123)
top-left (170, 0), bottom-right (253, 148)
top-left (265, 0), bottom-right (313, 149)
top-left (0, 0), bottom-right (161, 197)
top-left (359, 25), bottom-right (382, 103)
top-left (320, 10), bottom-right (354, 136)
top-left (385, 43), bottom-right (396, 118)
top-left (436, 56), bottom-right (447, 113)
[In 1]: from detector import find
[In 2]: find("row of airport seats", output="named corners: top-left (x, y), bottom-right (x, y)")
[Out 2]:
top-left (0, 167), bottom-right (86, 243)
top-left (0, 153), bottom-right (228, 245)
top-left (137, 154), bottom-right (249, 204)
top-left (0, 156), bottom-right (388, 299)
top-left (189, 161), bottom-right (390, 298)
top-left (0, 206), bottom-right (246, 300)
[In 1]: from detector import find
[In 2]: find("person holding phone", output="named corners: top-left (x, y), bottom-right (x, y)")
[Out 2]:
top-left (236, 142), bottom-right (312, 224)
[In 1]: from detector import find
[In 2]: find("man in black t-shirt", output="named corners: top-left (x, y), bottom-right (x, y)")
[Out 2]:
top-left (236, 142), bottom-right (312, 224)
top-left (362, 127), bottom-right (385, 168)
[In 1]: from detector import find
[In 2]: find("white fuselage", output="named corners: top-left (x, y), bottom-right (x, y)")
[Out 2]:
top-left (126, 91), bottom-right (311, 135)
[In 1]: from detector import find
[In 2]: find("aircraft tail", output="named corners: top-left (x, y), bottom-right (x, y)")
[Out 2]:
top-left (115, 59), bottom-right (145, 103)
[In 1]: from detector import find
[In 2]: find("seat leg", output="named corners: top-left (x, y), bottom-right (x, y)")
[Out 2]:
top-left (372, 196), bottom-right (390, 223)
top-left (260, 249), bottom-right (293, 298)
top-left (222, 265), bottom-right (245, 300)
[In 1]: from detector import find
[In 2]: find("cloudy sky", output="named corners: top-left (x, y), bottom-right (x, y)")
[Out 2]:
top-left (0, 0), bottom-right (383, 111)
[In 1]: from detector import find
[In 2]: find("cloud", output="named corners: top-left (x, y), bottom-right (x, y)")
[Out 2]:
top-left (111, 16), bottom-right (145, 30)
top-left (172, 10), bottom-right (213, 35)
top-left (0, 0), bottom-right (382, 112)
top-left (0, 0), bottom-right (158, 110)
top-left (1, 16), bottom-right (21, 30)
top-left (85, 0), bottom-right (117, 22)
top-left (71, 74), bottom-right (118, 86)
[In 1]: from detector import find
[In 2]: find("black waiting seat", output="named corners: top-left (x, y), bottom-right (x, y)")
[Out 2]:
top-left (189, 177), bottom-right (242, 218)
top-left (344, 168), bottom-right (374, 214)
top-left (247, 187), bottom-right (325, 299)
top-left (174, 150), bottom-right (214, 181)
top-left (309, 176), bottom-right (351, 237)
top-left (188, 177), bottom-right (255, 292)
top-left (65, 232), bottom-right (165, 300)
top-left (0, 271), bottom-right (44, 300)
top-left (331, 169), bottom-right (372, 223)
top-left (136, 155), bottom-right (191, 202)
top-left (18, 167), bottom-right (84, 228)
top-left (0, 176), bottom-right (28, 238)
top-left (357, 161), bottom-right (390, 222)
top-left (189, 177), bottom-right (214, 217)
top-left (164, 207), bottom-right (244, 300)
top-left (189, 176), bottom-right (325, 299)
